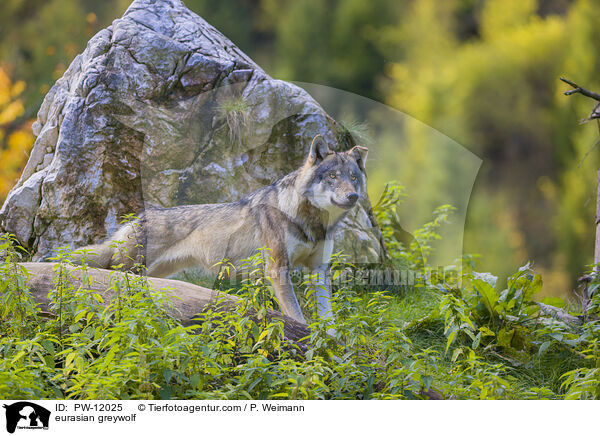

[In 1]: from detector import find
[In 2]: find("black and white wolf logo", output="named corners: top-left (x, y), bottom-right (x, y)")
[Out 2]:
top-left (3, 402), bottom-right (50, 433)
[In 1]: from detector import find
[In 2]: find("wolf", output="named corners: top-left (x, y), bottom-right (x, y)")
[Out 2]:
top-left (76, 135), bottom-right (368, 324)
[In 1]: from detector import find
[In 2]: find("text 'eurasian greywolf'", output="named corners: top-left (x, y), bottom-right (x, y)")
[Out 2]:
top-left (79, 136), bottom-right (368, 324)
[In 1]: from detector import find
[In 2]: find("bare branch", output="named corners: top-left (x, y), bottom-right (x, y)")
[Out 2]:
top-left (561, 77), bottom-right (600, 101)
top-left (561, 77), bottom-right (600, 122)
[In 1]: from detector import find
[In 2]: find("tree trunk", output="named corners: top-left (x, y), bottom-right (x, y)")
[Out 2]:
top-left (595, 170), bottom-right (600, 272)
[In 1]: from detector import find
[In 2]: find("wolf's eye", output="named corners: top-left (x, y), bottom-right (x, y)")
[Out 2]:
top-left (329, 173), bottom-right (337, 179)
top-left (351, 174), bottom-right (357, 181)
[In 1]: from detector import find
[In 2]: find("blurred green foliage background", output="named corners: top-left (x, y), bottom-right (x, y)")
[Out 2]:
top-left (1, 0), bottom-right (599, 297)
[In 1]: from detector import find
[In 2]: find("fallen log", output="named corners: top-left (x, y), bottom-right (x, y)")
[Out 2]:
top-left (18, 262), bottom-right (311, 345)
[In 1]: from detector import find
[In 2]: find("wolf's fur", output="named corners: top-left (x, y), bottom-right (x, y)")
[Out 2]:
top-left (76, 136), bottom-right (368, 324)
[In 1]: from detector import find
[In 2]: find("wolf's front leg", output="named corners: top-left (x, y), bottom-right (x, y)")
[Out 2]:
top-left (313, 265), bottom-right (336, 334)
top-left (269, 264), bottom-right (306, 323)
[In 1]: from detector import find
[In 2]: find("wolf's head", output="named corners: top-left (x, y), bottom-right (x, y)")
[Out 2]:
top-left (299, 135), bottom-right (368, 221)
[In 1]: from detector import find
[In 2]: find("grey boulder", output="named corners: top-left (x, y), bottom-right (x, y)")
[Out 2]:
top-left (0, 0), bottom-right (383, 265)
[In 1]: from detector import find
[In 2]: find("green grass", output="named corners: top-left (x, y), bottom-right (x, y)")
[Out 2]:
top-left (217, 95), bottom-right (251, 145)
top-left (336, 119), bottom-right (372, 148)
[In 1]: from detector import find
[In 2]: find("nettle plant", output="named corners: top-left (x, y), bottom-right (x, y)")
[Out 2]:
top-left (0, 234), bottom-right (429, 399)
top-left (0, 234), bottom-right (36, 340)
top-left (439, 265), bottom-right (542, 360)
top-left (372, 181), bottom-right (456, 281)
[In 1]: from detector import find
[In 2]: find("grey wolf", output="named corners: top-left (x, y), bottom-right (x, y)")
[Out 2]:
top-left (76, 135), bottom-right (368, 324)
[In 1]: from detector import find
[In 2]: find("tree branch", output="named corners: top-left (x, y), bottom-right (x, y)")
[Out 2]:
top-left (561, 77), bottom-right (600, 101)
top-left (560, 77), bottom-right (600, 122)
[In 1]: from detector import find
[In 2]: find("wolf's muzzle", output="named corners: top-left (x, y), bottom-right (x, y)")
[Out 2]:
top-left (346, 193), bottom-right (358, 204)
top-left (333, 192), bottom-right (359, 209)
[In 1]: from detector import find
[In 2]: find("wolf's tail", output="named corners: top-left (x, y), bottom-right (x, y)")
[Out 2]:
top-left (72, 222), bottom-right (142, 270)
top-left (72, 240), bottom-right (116, 268)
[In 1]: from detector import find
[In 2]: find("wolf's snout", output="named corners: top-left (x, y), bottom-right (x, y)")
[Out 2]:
top-left (331, 191), bottom-right (359, 209)
top-left (346, 192), bottom-right (359, 204)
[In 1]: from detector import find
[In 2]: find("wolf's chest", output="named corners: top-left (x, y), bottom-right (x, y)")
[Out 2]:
top-left (286, 235), bottom-right (333, 268)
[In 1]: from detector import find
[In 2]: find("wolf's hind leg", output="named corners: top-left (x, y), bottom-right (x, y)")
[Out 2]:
top-left (146, 254), bottom-right (200, 278)
top-left (146, 260), bottom-right (183, 278)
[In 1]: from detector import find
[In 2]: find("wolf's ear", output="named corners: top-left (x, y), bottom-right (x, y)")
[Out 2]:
top-left (347, 145), bottom-right (368, 172)
top-left (308, 135), bottom-right (332, 165)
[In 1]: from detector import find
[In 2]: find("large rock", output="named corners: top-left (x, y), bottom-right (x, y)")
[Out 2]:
top-left (0, 0), bottom-right (383, 264)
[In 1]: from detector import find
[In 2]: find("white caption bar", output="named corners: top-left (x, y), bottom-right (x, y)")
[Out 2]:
top-left (0, 400), bottom-right (590, 436)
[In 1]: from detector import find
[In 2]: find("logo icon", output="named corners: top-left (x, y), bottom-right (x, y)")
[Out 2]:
top-left (2, 402), bottom-right (50, 434)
